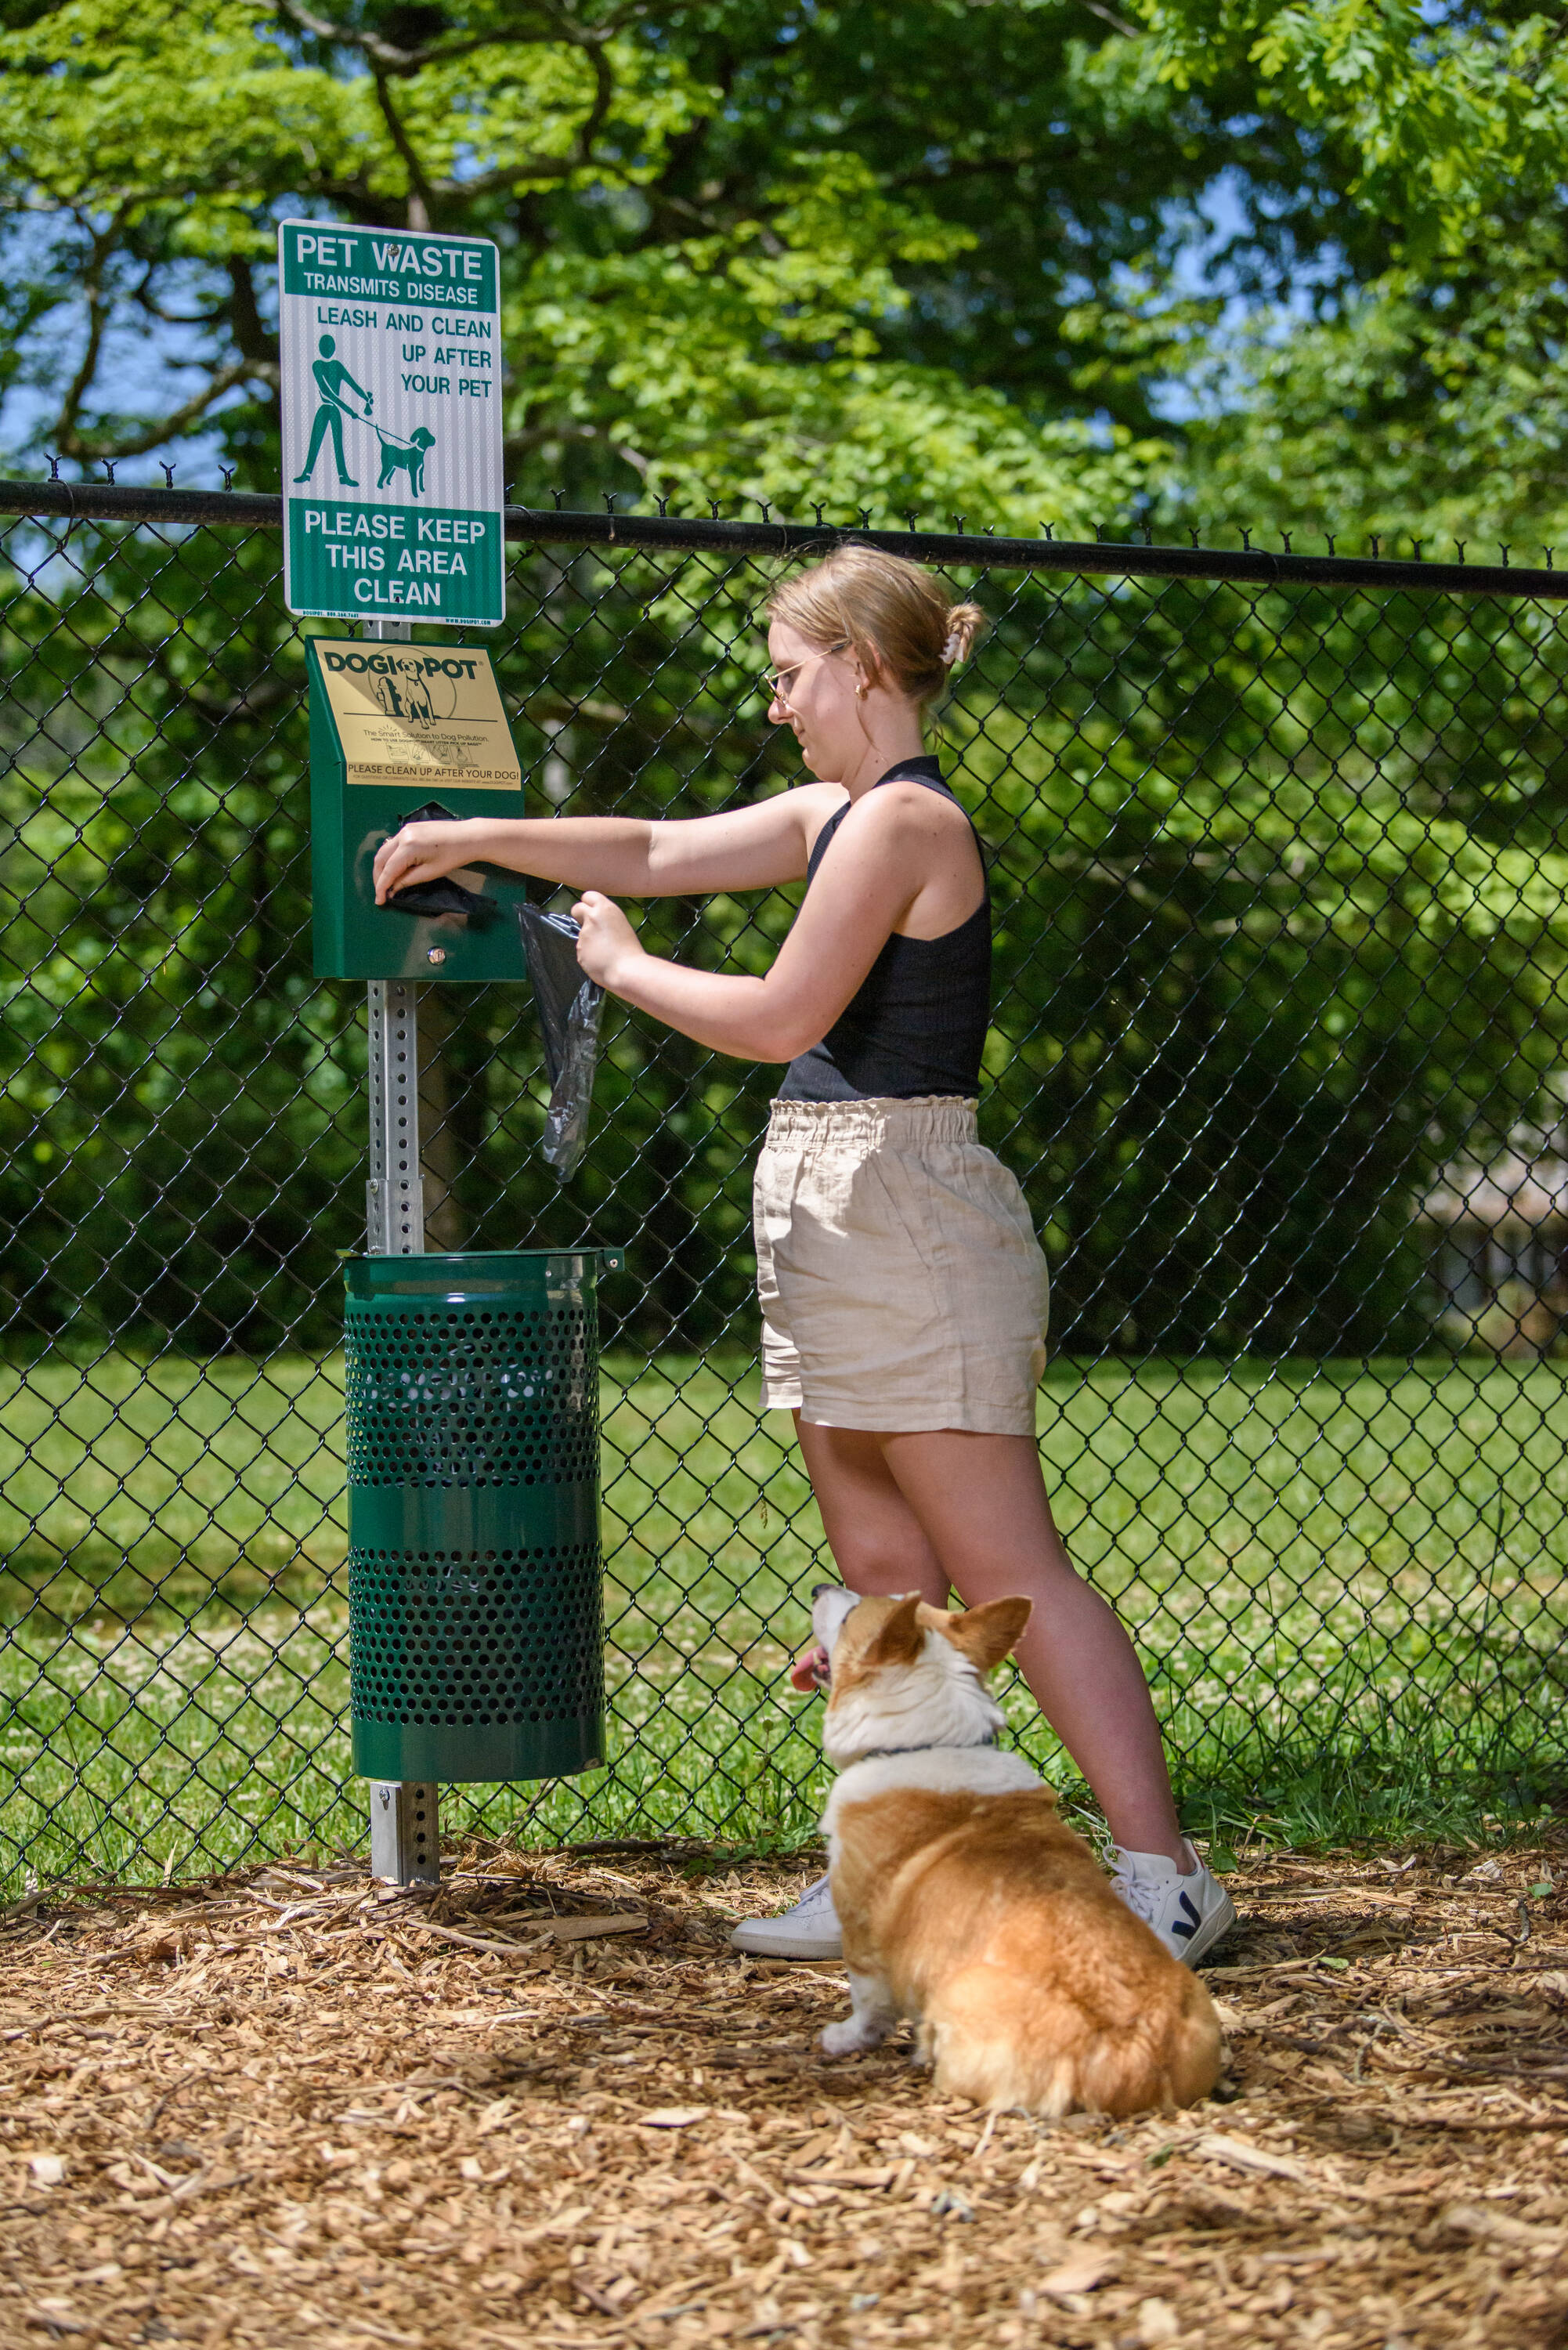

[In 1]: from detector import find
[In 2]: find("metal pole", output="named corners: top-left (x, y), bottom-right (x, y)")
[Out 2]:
top-left (365, 978), bottom-right (425, 1256)
top-left (362, 616), bottom-right (439, 1885)
top-left (370, 1781), bottom-right (439, 1886)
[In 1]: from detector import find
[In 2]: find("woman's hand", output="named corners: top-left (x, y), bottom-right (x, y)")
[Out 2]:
top-left (373, 819), bottom-right (482, 905)
top-left (571, 891), bottom-right (645, 992)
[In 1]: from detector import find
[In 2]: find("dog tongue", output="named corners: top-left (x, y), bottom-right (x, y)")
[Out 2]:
top-left (789, 1643), bottom-right (829, 1694)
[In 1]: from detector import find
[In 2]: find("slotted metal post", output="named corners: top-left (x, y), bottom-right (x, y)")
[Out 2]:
top-left (362, 616), bottom-right (439, 1885)
top-left (365, 978), bottom-right (425, 1256)
top-left (370, 1780), bottom-right (439, 1887)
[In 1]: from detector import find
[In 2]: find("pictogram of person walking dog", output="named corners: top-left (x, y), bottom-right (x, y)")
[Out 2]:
top-left (292, 336), bottom-right (437, 495)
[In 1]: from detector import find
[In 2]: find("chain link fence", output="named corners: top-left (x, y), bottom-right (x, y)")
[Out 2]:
top-left (5, 486), bottom-right (1568, 1890)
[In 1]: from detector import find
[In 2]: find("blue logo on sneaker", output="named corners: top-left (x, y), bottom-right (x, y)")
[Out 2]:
top-left (1170, 1891), bottom-right (1201, 1942)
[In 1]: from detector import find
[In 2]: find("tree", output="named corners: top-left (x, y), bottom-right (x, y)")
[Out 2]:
top-left (0, 0), bottom-right (1346, 526)
top-left (1137, 0), bottom-right (1568, 549)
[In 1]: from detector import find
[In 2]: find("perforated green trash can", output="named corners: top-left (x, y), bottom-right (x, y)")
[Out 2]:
top-left (345, 1250), bottom-right (615, 1783)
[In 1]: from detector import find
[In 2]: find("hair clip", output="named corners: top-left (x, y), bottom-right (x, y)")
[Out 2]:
top-left (941, 631), bottom-right (962, 663)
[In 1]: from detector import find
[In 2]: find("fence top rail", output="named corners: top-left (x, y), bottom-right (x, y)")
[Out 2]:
top-left (2, 475), bottom-right (1563, 602)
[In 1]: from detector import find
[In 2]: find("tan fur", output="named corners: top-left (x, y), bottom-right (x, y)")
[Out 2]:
top-left (916, 1594), bottom-right (1031, 1672)
top-left (837, 1592), bottom-right (927, 1676)
top-left (822, 1597), bottom-right (1223, 2118)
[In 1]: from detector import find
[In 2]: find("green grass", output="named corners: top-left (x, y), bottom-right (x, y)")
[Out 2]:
top-left (3, 1351), bottom-right (1566, 1890)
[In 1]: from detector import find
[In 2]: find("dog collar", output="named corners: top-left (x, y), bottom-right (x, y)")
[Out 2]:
top-left (847, 1733), bottom-right (1002, 1764)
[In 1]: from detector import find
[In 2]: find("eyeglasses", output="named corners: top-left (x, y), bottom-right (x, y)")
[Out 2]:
top-left (764, 639), bottom-right (851, 707)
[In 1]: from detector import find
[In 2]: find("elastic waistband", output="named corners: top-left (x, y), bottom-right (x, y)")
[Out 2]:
top-left (765, 1094), bottom-right (979, 1149)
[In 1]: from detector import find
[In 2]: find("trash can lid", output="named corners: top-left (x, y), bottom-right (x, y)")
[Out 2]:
top-left (346, 1248), bottom-right (620, 1303)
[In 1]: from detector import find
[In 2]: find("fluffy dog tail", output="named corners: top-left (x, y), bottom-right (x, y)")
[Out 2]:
top-left (924, 1962), bottom-right (1222, 2117)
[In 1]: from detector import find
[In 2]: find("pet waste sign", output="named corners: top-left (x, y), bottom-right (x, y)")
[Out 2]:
top-left (279, 220), bottom-right (504, 627)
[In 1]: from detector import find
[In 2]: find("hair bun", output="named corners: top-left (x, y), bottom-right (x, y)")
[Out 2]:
top-left (943, 603), bottom-right (985, 667)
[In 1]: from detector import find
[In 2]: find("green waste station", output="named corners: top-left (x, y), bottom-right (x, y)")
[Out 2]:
top-left (309, 627), bottom-right (613, 1884)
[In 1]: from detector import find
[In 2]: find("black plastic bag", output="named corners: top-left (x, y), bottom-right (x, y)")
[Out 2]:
top-left (515, 903), bottom-right (604, 1181)
top-left (381, 802), bottom-right (498, 924)
top-left (387, 870), bottom-right (492, 921)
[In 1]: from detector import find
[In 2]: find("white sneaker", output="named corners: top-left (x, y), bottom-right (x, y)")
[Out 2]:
top-left (1111, 1842), bottom-right (1237, 1966)
top-left (730, 1872), bottom-right (843, 1960)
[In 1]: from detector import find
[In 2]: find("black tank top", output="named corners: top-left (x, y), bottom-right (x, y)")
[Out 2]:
top-left (779, 755), bottom-right (991, 1102)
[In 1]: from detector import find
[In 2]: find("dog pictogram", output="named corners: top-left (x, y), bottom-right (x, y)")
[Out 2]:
top-left (374, 426), bottom-right (436, 496)
top-left (367, 665), bottom-right (457, 727)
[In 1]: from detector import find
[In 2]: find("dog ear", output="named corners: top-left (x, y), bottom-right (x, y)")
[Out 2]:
top-left (860, 1593), bottom-right (925, 1670)
top-left (943, 1596), bottom-right (1032, 1674)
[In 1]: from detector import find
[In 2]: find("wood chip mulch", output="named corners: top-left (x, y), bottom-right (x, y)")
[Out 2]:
top-left (4, 1834), bottom-right (1568, 2349)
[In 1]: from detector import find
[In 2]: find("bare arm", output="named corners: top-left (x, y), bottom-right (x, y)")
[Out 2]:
top-left (370, 784), bottom-right (843, 906)
top-left (573, 784), bottom-right (973, 1061)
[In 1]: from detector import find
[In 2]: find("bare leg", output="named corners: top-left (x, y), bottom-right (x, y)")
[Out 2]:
top-left (796, 1417), bottom-right (1183, 1863)
top-left (793, 1413), bottom-right (948, 1605)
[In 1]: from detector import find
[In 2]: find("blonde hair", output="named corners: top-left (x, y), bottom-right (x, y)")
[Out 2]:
top-left (765, 546), bottom-right (985, 707)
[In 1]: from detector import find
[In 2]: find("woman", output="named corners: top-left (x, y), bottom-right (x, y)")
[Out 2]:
top-left (372, 548), bottom-right (1234, 1966)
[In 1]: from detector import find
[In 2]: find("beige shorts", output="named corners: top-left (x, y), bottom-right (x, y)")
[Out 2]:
top-left (753, 1095), bottom-right (1050, 1435)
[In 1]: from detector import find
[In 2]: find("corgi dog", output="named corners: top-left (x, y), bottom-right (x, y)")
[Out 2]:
top-left (809, 1586), bottom-right (1223, 2117)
